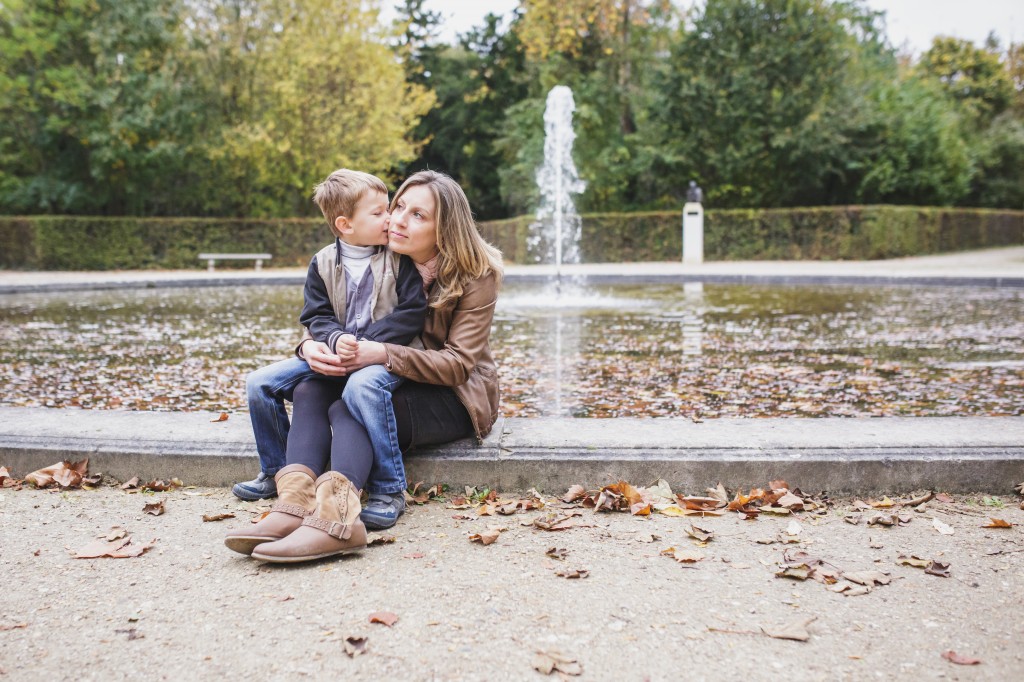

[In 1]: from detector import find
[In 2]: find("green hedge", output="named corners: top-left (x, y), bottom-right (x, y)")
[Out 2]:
top-left (1, 206), bottom-right (1021, 270)
top-left (478, 206), bottom-right (1024, 263)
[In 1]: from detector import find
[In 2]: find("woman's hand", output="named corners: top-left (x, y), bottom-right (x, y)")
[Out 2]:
top-left (338, 340), bottom-right (389, 373)
top-left (300, 340), bottom-right (347, 377)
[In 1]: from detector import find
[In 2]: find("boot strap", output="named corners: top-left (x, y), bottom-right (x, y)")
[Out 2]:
top-left (301, 515), bottom-right (353, 540)
top-left (270, 502), bottom-right (311, 518)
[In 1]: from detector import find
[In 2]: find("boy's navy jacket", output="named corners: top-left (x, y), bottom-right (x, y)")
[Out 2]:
top-left (299, 239), bottom-right (426, 352)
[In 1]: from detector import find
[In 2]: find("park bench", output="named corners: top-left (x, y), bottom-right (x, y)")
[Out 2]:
top-left (198, 252), bottom-right (272, 272)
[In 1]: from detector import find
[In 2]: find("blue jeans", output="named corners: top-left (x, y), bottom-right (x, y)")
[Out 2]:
top-left (247, 359), bottom-right (405, 492)
top-left (342, 365), bottom-right (406, 494)
top-left (246, 357), bottom-right (319, 476)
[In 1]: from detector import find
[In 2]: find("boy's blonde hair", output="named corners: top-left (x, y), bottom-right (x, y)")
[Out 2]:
top-left (391, 170), bottom-right (503, 310)
top-left (312, 169), bottom-right (388, 238)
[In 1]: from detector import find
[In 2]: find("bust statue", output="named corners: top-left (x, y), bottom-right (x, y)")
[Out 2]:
top-left (685, 180), bottom-right (703, 204)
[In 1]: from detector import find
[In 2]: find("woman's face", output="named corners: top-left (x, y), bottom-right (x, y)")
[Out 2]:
top-left (388, 184), bottom-right (439, 264)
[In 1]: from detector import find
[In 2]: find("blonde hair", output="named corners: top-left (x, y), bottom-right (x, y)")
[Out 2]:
top-left (312, 169), bottom-right (388, 238)
top-left (391, 171), bottom-right (503, 309)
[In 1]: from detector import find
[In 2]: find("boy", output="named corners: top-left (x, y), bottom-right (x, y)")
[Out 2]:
top-left (233, 169), bottom-right (426, 511)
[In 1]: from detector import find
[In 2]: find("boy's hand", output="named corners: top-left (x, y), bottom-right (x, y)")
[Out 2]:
top-left (338, 340), bottom-right (389, 373)
top-left (301, 340), bottom-right (347, 377)
top-left (333, 334), bottom-right (358, 360)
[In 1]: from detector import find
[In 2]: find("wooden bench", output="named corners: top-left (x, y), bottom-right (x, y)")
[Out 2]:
top-left (198, 253), bottom-right (272, 272)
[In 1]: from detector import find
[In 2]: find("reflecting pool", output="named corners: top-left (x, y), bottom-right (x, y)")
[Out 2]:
top-left (0, 282), bottom-right (1021, 417)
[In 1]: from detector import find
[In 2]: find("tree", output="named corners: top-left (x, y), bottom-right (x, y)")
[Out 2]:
top-left (917, 35), bottom-right (1014, 126)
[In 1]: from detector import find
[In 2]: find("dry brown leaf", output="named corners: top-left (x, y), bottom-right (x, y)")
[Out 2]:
top-left (776, 492), bottom-right (805, 510)
top-left (661, 547), bottom-right (704, 564)
top-left (367, 535), bottom-right (396, 546)
top-left (25, 459), bottom-right (89, 489)
top-left (533, 512), bottom-right (580, 531)
top-left (897, 554), bottom-right (930, 568)
top-left (677, 495), bottom-right (723, 511)
top-left (869, 496), bottom-right (895, 508)
top-left (762, 617), bottom-right (816, 642)
top-left (121, 476), bottom-right (140, 490)
top-left (925, 560), bottom-right (951, 578)
top-left (343, 636), bottom-right (368, 657)
top-left (546, 547), bottom-right (568, 560)
top-left (368, 612), bottom-right (398, 627)
top-left (706, 483), bottom-right (729, 506)
top-left (981, 518), bottom-right (1013, 528)
top-left (903, 491), bottom-right (934, 507)
top-left (941, 650), bottom-right (981, 665)
top-left (0, 466), bottom-right (20, 488)
top-left (469, 530), bottom-right (500, 545)
top-left (842, 570), bottom-right (891, 586)
top-left (202, 513), bottom-right (235, 522)
top-left (532, 650), bottom-right (582, 676)
top-left (143, 499), bottom-right (166, 516)
top-left (210, 412), bottom-right (229, 422)
top-left (75, 535), bottom-right (156, 559)
top-left (0, 623), bottom-right (28, 631)
top-left (935, 492), bottom-right (954, 503)
top-left (867, 512), bottom-right (896, 527)
top-left (768, 479), bottom-right (790, 491)
top-left (562, 485), bottom-right (586, 503)
top-left (685, 523), bottom-right (714, 543)
top-left (554, 568), bottom-right (589, 579)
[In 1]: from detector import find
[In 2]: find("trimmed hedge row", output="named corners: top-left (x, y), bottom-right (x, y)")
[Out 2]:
top-left (1, 206), bottom-right (1021, 270)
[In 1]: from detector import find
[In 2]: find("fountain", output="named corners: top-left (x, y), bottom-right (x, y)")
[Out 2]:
top-left (531, 85), bottom-right (586, 293)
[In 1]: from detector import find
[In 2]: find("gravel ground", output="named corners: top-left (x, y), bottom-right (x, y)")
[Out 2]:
top-left (1, 484), bottom-right (1022, 681)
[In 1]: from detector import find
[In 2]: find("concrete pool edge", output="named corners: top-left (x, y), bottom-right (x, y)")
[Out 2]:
top-left (1, 407), bottom-right (1021, 495)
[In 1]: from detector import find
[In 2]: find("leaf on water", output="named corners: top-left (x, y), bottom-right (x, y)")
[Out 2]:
top-left (469, 529), bottom-right (500, 545)
top-left (981, 518), bottom-right (1013, 528)
top-left (142, 499), bottom-right (165, 516)
top-left (925, 560), bottom-right (951, 578)
top-left (210, 412), bottom-right (229, 422)
top-left (762, 617), bottom-right (816, 642)
top-left (25, 459), bottom-right (89, 489)
top-left (842, 570), bottom-right (891, 586)
top-left (121, 477), bottom-right (140, 490)
top-left (941, 650), bottom-right (981, 665)
top-left (532, 650), bottom-right (582, 676)
top-left (932, 518), bottom-right (955, 535)
top-left (202, 513), bottom-right (235, 522)
top-left (343, 635), bottom-right (368, 657)
top-left (686, 524), bottom-right (714, 543)
top-left (554, 568), bottom-right (589, 579)
top-left (368, 611), bottom-right (398, 627)
top-left (367, 535), bottom-right (396, 546)
top-left (562, 485), bottom-right (586, 503)
top-left (897, 554), bottom-right (930, 568)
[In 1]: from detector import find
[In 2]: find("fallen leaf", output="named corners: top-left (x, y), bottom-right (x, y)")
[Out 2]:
top-left (532, 650), bottom-right (582, 676)
top-left (368, 612), bottom-right (398, 627)
top-left (343, 636), bottom-right (368, 657)
top-left (210, 412), bottom-right (229, 422)
top-left (842, 570), bottom-right (891, 586)
top-left (121, 477), bottom-right (140, 490)
top-left (368, 535), bottom-right (396, 546)
top-left (661, 547), bottom-right (704, 564)
top-left (777, 492), bottom-right (804, 511)
top-left (634, 533), bottom-right (659, 544)
top-left (768, 479), bottom-right (790, 491)
top-left (706, 483), bottom-right (729, 506)
top-left (935, 493), bottom-right (954, 503)
top-left (546, 547), bottom-right (568, 560)
top-left (562, 485), bottom-right (586, 503)
top-left (533, 512), bottom-right (580, 531)
top-left (932, 518), bottom-right (955, 535)
top-left (143, 499), bottom-right (166, 516)
top-left (981, 518), bottom-right (1013, 528)
top-left (75, 535), bottom-right (156, 559)
top-left (202, 513), bottom-right (235, 522)
top-left (867, 512), bottom-right (896, 527)
top-left (686, 523), bottom-right (714, 543)
top-left (469, 530), bottom-right (500, 545)
top-left (554, 568), bottom-right (589, 579)
top-left (869, 496), bottom-right (895, 508)
top-left (784, 520), bottom-right (802, 537)
top-left (0, 623), bottom-right (28, 631)
top-left (25, 459), bottom-right (89, 489)
top-left (403, 552), bottom-right (424, 559)
top-left (897, 554), bottom-right (930, 568)
top-left (925, 560), bottom-right (951, 578)
top-left (941, 650), bottom-right (981, 665)
top-left (903, 491), bottom-right (934, 507)
top-left (762, 617), bottom-right (816, 642)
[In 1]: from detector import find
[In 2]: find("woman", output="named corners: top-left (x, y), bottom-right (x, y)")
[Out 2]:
top-left (225, 171), bottom-right (502, 563)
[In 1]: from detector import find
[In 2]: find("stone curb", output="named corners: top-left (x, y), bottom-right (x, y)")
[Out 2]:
top-left (1, 408), bottom-right (1021, 494)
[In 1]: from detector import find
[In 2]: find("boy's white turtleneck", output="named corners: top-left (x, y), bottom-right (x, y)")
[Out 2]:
top-left (339, 241), bottom-right (375, 283)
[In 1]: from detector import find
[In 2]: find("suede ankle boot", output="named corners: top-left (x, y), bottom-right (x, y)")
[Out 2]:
top-left (251, 471), bottom-right (367, 563)
top-left (224, 464), bottom-right (316, 555)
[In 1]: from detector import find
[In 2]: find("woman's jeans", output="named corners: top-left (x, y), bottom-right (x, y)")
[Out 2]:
top-left (246, 358), bottom-right (406, 493)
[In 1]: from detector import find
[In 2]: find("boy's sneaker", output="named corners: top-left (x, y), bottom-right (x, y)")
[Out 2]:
top-left (360, 492), bottom-right (406, 530)
top-left (232, 472), bottom-right (277, 501)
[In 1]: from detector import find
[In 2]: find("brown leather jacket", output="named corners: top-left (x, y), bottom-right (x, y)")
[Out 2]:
top-left (384, 272), bottom-right (500, 440)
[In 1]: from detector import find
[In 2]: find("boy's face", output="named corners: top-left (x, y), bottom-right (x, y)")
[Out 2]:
top-left (336, 190), bottom-right (389, 246)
